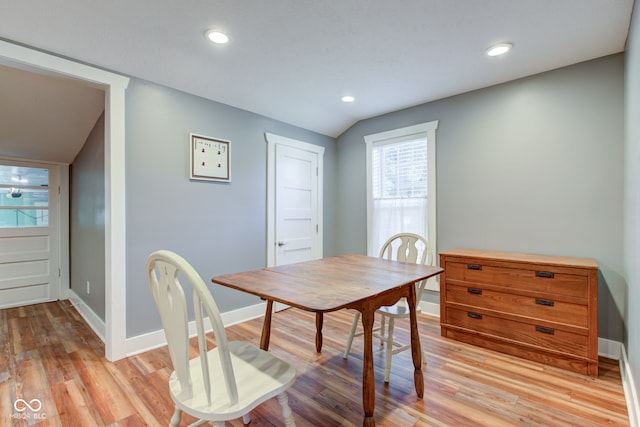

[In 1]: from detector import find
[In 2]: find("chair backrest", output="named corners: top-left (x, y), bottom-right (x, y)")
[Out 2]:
top-left (378, 233), bottom-right (434, 302)
top-left (146, 250), bottom-right (238, 406)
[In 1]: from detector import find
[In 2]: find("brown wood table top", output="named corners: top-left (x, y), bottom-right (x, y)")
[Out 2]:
top-left (213, 253), bottom-right (443, 312)
top-left (212, 254), bottom-right (444, 427)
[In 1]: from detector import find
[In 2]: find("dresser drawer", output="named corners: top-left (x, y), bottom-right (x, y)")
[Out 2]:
top-left (445, 284), bottom-right (588, 327)
top-left (445, 261), bottom-right (588, 298)
top-left (445, 307), bottom-right (589, 357)
top-left (440, 249), bottom-right (598, 375)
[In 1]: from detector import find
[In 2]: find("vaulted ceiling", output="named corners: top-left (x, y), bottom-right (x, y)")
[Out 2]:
top-left (0, 0), bottom-right (635, 163)
top-left (0, 65), bottom-right (104, 164)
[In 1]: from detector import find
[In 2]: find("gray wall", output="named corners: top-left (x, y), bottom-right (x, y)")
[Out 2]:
top-left (624, 2), bottom-right (640, 414)
top-left (70, 112), bottom-right (106, 318)
top-left (336, 55), bottom-right (625, 342)
top-left (125, 79), bottom-right (336, 337)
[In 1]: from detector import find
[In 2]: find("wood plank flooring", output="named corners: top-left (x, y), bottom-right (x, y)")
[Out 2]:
top-left (0, 300), bottom-right (630, 426)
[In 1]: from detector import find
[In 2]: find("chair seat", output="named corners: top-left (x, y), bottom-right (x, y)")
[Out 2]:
top-left (148, 250), bottom-right (296, 426)
top-left (376, 304), bottom-right (422, 318)
top-left (170, 341), bottom-right (296, 421)
top-left (343, 233), bottom-right (433, 383)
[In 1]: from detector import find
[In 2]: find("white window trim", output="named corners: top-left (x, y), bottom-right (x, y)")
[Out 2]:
top-left (364, 120), bottom-right (439, 290)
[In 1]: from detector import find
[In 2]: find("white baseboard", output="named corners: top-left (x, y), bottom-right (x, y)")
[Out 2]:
top-left (125, 300), bottom-right (439, 356)
top-left (67, 291), bottom-right (106, 342)
top-left (65, 294), bottom-right (267, 358)
top-left (420, 300), bottom-right (440, 318)
top-left (124, 301), bottom-right (267, 357)
top-left (598, 337), bottom-right (623, 360)
top-left (596, 337), bottom-right (639, 426)
top-left (620, 344), bottom-right (639, 427)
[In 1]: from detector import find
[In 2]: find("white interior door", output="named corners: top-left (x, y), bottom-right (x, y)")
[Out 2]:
top-left (275, 144), bottom-right (319, 265)
top-left (266, 133), bottom-right (324, 310)
top-left (0, 162), bottom-right (60, 309)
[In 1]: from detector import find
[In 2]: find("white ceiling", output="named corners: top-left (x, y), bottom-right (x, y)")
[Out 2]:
top-left (0, 65), bottom-right (105, 164)
top-left (0, 0), bottom-right (635, 163)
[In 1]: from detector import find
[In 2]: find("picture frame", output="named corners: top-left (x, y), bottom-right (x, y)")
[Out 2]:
top-left (189, 133), bottom-right (231, 182)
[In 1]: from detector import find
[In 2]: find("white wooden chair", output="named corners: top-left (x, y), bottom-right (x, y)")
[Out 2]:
top-left (342, 233), bottom-right (434, 383)
top-left (146, 250), bottom-right (296, 427)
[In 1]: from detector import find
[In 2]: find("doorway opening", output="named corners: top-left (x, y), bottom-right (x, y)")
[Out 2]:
top-left (0, 40), bottom-right (130, 361)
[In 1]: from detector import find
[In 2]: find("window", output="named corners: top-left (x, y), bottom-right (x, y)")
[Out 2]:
top-left (365, 121), bottom-right (438, 268)
top-left (0, 165), bottom-right (49, 228)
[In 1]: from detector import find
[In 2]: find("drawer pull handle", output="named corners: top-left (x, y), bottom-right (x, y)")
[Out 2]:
top-left (467, 264), bottom-right (483, 270)
top-left (535, 326), bottom-right (555, 335)
top-left (535, 298), bottom-right (555, 307)
top-left (467, 312), bottom-right (483, 320)
top-left (535, 271), bottom-right (555, 279)
top-left (467, 287), bottom-right (483, 295)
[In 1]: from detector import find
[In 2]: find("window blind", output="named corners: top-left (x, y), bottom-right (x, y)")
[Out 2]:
top-left (372, 138), bottom-right (427, 199)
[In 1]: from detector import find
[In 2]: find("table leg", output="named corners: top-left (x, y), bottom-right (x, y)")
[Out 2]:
top-left (407, 285), bottom-right (424, 398)
top-left (260, 300), bottom-right (273, 351)
top-left (361, 307), bottom-right (376, 427)
top-left (315, 312), bottom-right (323, 353)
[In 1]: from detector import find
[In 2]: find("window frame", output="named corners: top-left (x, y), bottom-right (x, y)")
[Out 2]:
top-left (364, 120), bottom-right (438, 289)
top-left (0, 165), bottom-right (50, 228)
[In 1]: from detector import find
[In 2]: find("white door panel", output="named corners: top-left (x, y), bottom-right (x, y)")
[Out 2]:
top-left (0, 233), bottom-right (49, 252)
top-left (266, 133), bottom-right (324, 311)
top-left (0, 162), bottom-right (59, 309)
top-left (0, 284), bottom-right (50, 306)
top-left (0, 228), bottom-right (55, 307)
top-left (275, 144), bottom-right (318, 266)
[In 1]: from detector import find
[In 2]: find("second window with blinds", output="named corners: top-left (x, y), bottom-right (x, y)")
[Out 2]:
top-left (364, 121), bottom-right (438, 280)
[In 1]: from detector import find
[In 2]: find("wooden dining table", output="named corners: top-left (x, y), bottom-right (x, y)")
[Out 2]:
top-left (212, 254), bottom-right (444, 427)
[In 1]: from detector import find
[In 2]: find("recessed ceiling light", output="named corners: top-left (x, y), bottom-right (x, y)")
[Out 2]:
top-left (205, 30), bottom-right (229, 44)
top-left (341, 95), bottom-right (355, 103)
top-left (486, 43), bottom-right (513, 57)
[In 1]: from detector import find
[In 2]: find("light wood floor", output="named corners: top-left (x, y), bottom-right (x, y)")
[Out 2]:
top-left (0, 300), bottom-right (630, 426)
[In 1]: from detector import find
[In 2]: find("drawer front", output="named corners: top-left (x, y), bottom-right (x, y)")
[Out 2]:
top-left (445, 261), bottom-right (588, 298)
top-left (445, 284), bottom-right (588, 328)
top-left (445, 307), bottom-right (588, 357)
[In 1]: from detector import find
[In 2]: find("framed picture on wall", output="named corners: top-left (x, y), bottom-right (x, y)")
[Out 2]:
top-left (189, 133), bottom-right (231, 182)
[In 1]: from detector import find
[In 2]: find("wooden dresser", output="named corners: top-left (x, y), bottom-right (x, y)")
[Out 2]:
top-left (439, 249), bottom-right (599, 376)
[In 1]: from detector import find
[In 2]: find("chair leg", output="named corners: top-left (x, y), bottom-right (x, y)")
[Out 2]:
top-left (277, 392), bottom-right (296, 427)
top-left (384, 318), bottom-right (395, 383)
top-left (170, 408), bottom-right (182, 427)
top-left (379, 315), bottom-right (386, 347)
top-left (213, 422), bottom-right (226, 427)
top-left (421, 340), bottom-right (427, 366)
top-left (242, 413), bottom-right (251, 424)
top-left (343, 311), bottom-right (360, 359)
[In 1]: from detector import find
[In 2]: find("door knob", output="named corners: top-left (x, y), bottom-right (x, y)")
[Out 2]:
top-left (277, 241), bottom-right (287, 246)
